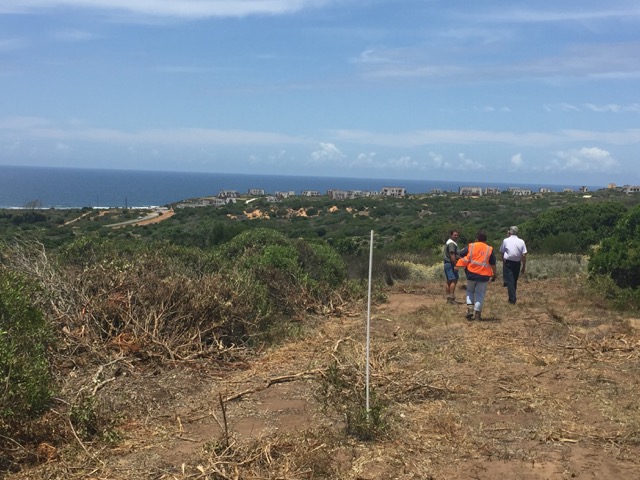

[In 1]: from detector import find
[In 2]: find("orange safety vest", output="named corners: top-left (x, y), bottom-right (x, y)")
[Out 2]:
top-left (456, 242), bottom-right (494, 277)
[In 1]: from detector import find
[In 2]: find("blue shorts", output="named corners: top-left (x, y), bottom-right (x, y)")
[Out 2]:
top-left (444, 262), bottom-right (459, 281)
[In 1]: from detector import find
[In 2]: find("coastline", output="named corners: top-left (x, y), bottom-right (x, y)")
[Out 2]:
top-left (0, 165), bottom-right (605, 210)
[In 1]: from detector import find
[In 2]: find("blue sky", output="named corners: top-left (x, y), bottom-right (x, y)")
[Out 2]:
top-left (1, 1), bottom-right (639, 186)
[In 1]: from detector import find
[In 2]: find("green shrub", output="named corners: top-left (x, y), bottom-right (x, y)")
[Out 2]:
top-left (589, 204), bottom-right (640, 289)
top-left (524, 202), bottom-right (626, 254)
top-left (316, 361), bottom-right (388, 441)
top-left (217, 228), bottom-right (290, 259)
top-left (539, 232), bottom-right (580, 254)
top-left (0, 272), bottom-right (53, 428)
top-left (295, 240), bottom-right (346, 287)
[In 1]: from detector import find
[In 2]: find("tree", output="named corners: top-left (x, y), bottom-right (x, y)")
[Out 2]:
top-left (23, 199), bottom-right (43, 211)
top-left (589, 204), bottom-right (640, 289)
top-left (523, 202), bottom-right (627, 253)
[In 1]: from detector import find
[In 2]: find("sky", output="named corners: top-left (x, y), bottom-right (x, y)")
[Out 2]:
top-left (1, 1), bottom-right (639, 187)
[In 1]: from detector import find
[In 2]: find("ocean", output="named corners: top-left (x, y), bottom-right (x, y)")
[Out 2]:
top-left (0, 165), bottom-right (601, 209)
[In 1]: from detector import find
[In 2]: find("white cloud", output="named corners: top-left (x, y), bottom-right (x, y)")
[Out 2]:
top-left (543, 103), bottom-right (580, 112)
top-left (457, 153), bottom-right (483, 170)
top-left (52, 29), bottom-right (97, 42)
top-left (561, 128), bottom-right (640, 145)
top-left (332, 128), bottom-right (561, 147)
top-left (428, 151), bottom-right (449, 169)
top-left (552, 147), bottom-right (619, 171)
top-left (354, 152), bottom-right (377, 167)
top-left (357, 41), bottom-right (640, 84)
top-left (310, 142), bottom-right (345, 163)
top-left (352, 49), bottom-right (393, 65)
top-left (388, 155), bottom-right (418, 170)
top-left (0, 0), bottom-right (335, 18)
top-left (3, 118), bottom-right (639, 158)
top-left (0, 118), bottom-right (308, 146)
top-left (332, 127), bottom-right (640, 148)
top-left (511, 153), bottom-right (523, 167)
top-left (482, 106), bottom-right (512, 113)
top-left (475, 6), bottom-right (640, 24)
top-left (583, 103), bottom-right (640, 113)
top-left (438, 27), bottom-right (513, 46)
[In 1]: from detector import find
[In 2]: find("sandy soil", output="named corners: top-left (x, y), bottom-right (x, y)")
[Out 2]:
top-left (8, 277), bottom-right (640, 479)
top-left (133, 208), bottom-right (175, 225)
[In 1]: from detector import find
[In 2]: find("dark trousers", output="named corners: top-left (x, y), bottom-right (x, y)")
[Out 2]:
top-left (503, 260), bottom-right (521, 304)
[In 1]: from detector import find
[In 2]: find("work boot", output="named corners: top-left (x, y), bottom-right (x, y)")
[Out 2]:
top-left (474, 310), bottom-right (482, 321)
top-left (466, 305), bottom-right (474, 320)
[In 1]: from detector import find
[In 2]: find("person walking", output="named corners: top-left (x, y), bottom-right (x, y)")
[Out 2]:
top-left (500, 226), bottom-right (527, 304)
top-left (456, 230), bottom-right (496, 321)
top-left (443, 230), bottom-right (460, 304)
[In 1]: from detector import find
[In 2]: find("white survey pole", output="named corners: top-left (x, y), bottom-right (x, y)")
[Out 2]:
top-left (366, 229), bottom-right (373, 416)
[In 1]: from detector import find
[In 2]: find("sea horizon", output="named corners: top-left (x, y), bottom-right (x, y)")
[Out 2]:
top-left (0, 164), bottom-right (606, 209)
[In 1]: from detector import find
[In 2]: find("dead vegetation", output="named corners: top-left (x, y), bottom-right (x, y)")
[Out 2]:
top-left (0, 236), bottom-right (637, 478)
top-left (2, 262), bottom-right (640, 479)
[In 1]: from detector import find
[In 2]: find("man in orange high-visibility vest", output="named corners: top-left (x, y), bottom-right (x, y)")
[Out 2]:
top-left (456, 230), bottom-right (497, 321)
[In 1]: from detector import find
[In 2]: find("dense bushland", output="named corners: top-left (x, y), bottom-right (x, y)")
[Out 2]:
top-left (0, 230), bottom-right (355, 469)
top-left (0, 271), bottom-right (54, 472)
top-left (589, 203), bottom-right (640, 292)
top-left (0, 272), bottom-right (53, 427)
top-left (521, 202), bottom-right (627, 253)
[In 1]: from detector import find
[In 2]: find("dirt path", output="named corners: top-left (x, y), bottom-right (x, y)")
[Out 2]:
top-left (10, 279), bottom-right (640, 479)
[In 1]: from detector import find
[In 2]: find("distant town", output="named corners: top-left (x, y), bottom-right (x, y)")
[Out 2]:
top-left (175, 183), bottom-right (640, 209)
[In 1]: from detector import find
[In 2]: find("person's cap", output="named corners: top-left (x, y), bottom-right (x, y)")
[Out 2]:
top-left (509, 226), bottom-right (518, 235)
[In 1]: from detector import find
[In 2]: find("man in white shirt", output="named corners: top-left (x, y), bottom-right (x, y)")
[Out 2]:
top-left (500, 226), bottom-right (527, 304)
top-left (443, 230), bottom-right (460, 304)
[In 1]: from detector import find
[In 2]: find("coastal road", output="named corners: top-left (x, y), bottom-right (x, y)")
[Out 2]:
top-left (106, 208), bottom-right (174, 228)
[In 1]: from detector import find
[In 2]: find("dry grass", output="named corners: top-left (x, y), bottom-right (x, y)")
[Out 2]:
top-left (5, 260), bottom-right (640, 479)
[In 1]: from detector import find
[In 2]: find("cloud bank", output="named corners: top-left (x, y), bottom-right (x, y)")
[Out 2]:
top-left (0, 0), bottom-right (335, 18)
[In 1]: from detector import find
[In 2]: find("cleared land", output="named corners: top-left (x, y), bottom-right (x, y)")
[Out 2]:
top-left (8, 274), bottom-right (640, 479)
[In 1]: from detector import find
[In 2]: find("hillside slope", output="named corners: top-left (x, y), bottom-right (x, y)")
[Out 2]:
top-left (8, 276), bottom-right (640, 479)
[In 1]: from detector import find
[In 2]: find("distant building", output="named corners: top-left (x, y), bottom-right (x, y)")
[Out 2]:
top-left (275, 191), bottom-right (296, 199)
top-left (327, 189), bottom-right (350, 200)
top-left (431, 188), bottom-right (443, 194)
top-left (539, 187), bottom-right (552, 193)
top-left (459, 186), bottom-right (483, 197)
top-left (218, 190), bottom-right (239, 198)
top-left (484, 187), bottom-right (501, 195)
top-left (622, 185), bottom-right (640, 194)
top-left (301, 190), bottom-right (321, 197)
top-left (248, 188), bottom-right (265, 196)
top-left (511, 188), bottom-right (532, 196)
top-left (579, 186), bottom-right (589, 193)
top-left (381, 186), bottom-right (406, 197)
top-left (326, 189), bottom-right (377, 200)
top-left (563, 188), bottom-right (574, 193)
